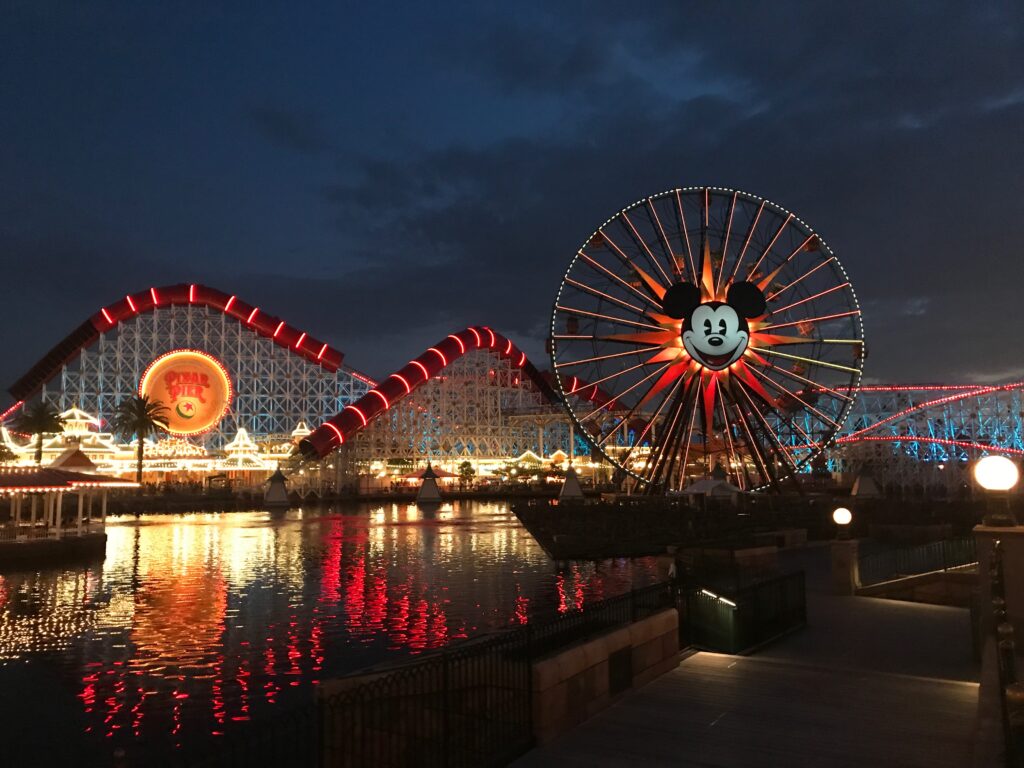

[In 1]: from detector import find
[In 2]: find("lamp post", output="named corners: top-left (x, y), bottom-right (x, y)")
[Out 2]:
top-left (833, 506), bottom-right (853, 540)
top-left (974, 455), bottom-right (1019, 527)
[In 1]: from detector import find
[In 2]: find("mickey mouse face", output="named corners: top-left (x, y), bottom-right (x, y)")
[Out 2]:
top-left (661, 281), bottom-right (767, 371)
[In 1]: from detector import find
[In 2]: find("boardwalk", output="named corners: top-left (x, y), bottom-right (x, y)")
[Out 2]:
top-left (515, 651), bottom-right (978, 768)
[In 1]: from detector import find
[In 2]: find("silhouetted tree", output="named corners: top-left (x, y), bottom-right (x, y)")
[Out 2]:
top-left (110, 395), bottom-right (170, 484)
top-left (12, 401), bottom-right (66, 464)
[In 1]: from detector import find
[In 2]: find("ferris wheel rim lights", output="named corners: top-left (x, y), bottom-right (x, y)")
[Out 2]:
top-left (550, 185), bottom-right (866, 492)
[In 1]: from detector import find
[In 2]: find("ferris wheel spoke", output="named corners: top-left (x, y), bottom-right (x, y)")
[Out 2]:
top-left (595, 364), bottom-right (678, 446)
top-left (757, 309), bottom-right (860, 334)
top-left (660, 378), bottom-right (701, 489)
top-left (744, 364), bottom-right (841, 429)
top-left (769, 282), bottom-right (851, 315)
top-left (748, 356), bottom-right (853, 403)
top-left (598, 229), bottom-right (669, 299)
top-left (731, 380), bottom-right (798, 477)
top-left (597, 331), bottom-right (676, 346)
top-left (620, 210), bottom-right (672, 285)
top-left (746, 213), bottom-right (794, 281)
top-left (766, 256), bottom-right (837, 301)
top-left (638, 378), bottom-right (688, 487)
top-left (676, 378), bottom-right (701, 489)
top-left (645, 198), bottom-right (681, 277)
top-left (577, 252), bottom-right (662, 309)
top-left (717, 390), bottom-right (744, 490)
top-left (727, 199), bottom-right (766, 284)
top-left (567, 360), bottom-right (655, 398)
top-left (555, 305), bottom-right (666, 332)
top-left (674, 190), bottom-right (697, 282)
top-left (749, 346), bottom-right (861, 374)
top-left (644, 374), bottom-right (697, 488)
top-left (554, 346), bottom-right (661, 370)
top-left (722, 384), bottom-right (776, 489)
top-left (581, 362), bottom-right (672, 424)
top-left (564, 277), bottom-right (648, 315)
top-left (714, 191), bottom-right (739, 295)
top-left (616, 375), bottom-right (684, 473)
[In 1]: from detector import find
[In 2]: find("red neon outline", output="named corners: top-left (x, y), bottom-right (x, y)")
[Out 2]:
top-left (318, 343), bottom-right (328, 361)
top-left (837, 434), bottom-right (1024, 458)
top-left (485, 327), bottom-right (496, 347)
top-left (448, 334), bottom-right (465, 354)
top-left (468, 327), bottom-right (481, 347)
top-left (273, 321), bottom-right (285, 338)
top-left (294, 332), bottom-right (307, 350)
top-left (344, 405), bottom-right (367, 427)
top-left (301, 326), bottom-right (558, 459)
top-left (324, 422), bottom-right (344, 445)
top-left (0, 401), bottom-right (24, 422)
top-left (411, 361), bottom-right (430, 381)
top-left (504, 339), bottom-right (512, 354)
top-left (10, 282), bottom-right (363, 403)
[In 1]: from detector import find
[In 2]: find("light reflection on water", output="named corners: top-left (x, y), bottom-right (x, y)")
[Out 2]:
top-left (0, 501), bottom-right (661, 762)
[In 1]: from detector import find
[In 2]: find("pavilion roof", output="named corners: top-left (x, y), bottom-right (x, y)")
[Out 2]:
top-left (0, 467), bottom-right (138, 494)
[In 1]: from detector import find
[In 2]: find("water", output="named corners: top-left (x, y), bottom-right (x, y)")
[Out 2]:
top-left (0, 501), bottom-right (661, 765)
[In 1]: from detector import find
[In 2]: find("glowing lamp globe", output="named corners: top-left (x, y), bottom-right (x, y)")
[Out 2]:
top-left (974, 455), bottom-right (1020, 492)
top-left (832, 507), bottom-right (853, 526)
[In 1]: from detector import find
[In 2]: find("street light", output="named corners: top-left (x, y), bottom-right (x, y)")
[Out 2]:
top-left (833, 506), bottom-right (852, 539)
top-left (974, 455), bottom-right (1019, 526)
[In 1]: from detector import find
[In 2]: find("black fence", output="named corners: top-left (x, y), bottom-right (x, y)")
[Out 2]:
top-left (990, 540), bottom-right (1024, 768)
top-left (171, 574), bottom-right (803, 767)
top-left (858, 537), bottom-right (977, 586)
top-left (679, 571), bottom-right (807, 655)
top-left (170, 582), bottom-right (675, 768)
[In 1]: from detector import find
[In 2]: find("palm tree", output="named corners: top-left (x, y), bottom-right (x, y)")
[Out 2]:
top-left (12, 401), bottom-right (66, 464)
top-left (0, 442), bottom-right (15, 465)
top-left (110, 395), bottom-right (170, 484)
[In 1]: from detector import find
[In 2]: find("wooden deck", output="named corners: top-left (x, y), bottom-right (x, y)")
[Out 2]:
top-left (514, 651), bottom-right (979, 768)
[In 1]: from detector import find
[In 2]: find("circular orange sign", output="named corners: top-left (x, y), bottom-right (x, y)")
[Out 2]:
top-left (138, 349), bottom-right (233, 436)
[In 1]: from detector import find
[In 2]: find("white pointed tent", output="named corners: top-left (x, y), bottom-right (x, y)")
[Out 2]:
top-left (416, 463), bottom-right (443, 504)
top-left (559, 466), bottom-right (584, 501)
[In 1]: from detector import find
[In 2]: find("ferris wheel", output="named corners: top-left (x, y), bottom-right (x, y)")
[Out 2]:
top-left (550, 187), bottom-right (865, 492)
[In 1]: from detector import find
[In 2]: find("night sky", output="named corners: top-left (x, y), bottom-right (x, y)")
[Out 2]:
top-left (2, 2), bottom-right (1023, 392)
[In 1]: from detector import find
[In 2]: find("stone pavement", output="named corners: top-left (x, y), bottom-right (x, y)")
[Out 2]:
top-left (515, 544), bottom-right (982, 767)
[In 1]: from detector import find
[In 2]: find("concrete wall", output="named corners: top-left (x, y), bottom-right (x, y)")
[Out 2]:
top-left (531, 608), bottom-right (679, 744)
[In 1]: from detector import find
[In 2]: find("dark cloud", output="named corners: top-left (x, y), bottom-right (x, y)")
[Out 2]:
top-left (1, 2), bottom-right (1022, 391)
top-left (246, 106), bottom-right (331, 154)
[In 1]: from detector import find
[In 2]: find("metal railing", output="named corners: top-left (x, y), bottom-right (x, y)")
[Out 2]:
top-left (680, 571), bottom-right (807, 655)
top-left (0, 520), bottom-right (104, 542)
top-left (171, 574), bottom-right (804, 767)
top-left (990, 540), bottom-right (1024, 768)
top-left (171, 582), bottom-right (676, 768)
top-left (859, 537), bottom-right (977, 586)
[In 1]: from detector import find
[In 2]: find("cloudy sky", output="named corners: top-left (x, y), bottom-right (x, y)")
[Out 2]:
top-left (2, 1), bottom-right (1022, 391)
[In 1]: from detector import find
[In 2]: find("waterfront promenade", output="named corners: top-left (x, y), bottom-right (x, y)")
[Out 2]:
top-left (516, 545), bottom-right (981, 767)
